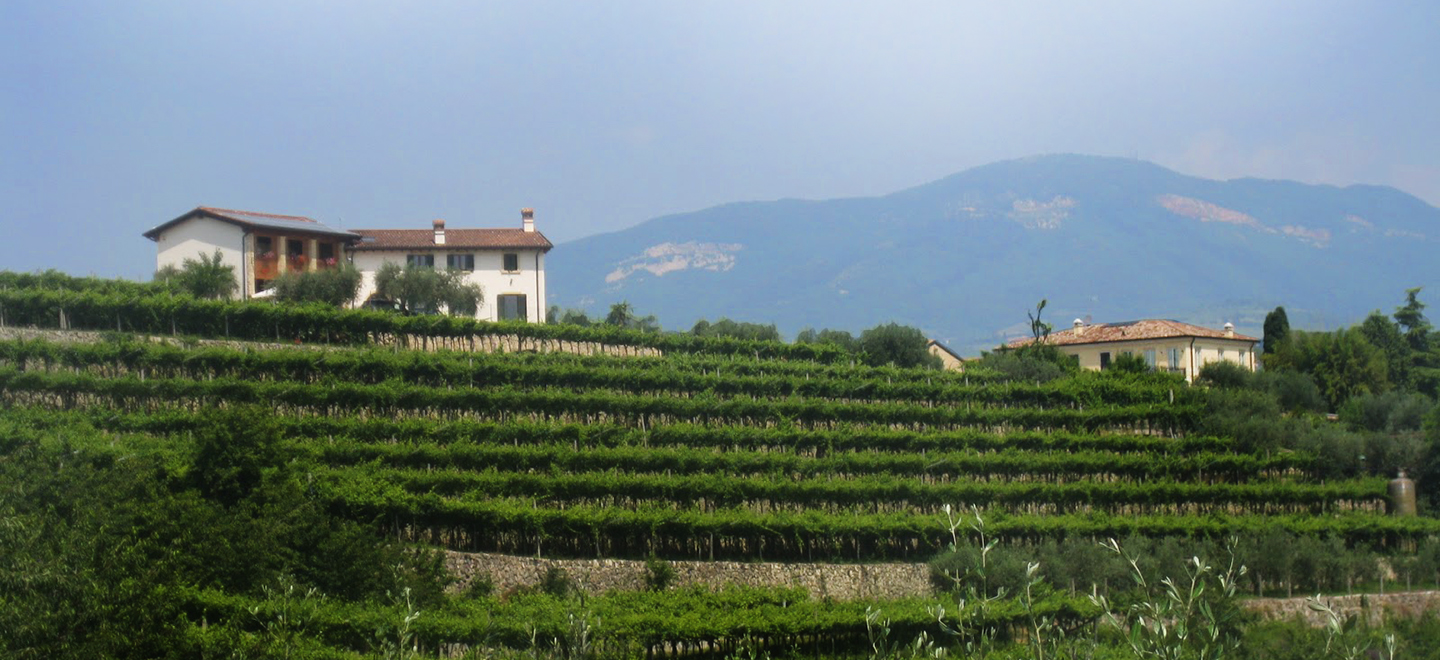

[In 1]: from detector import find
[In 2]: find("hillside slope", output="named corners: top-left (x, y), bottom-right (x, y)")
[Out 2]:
top-left (549, 155), bottom-right (1440, 352)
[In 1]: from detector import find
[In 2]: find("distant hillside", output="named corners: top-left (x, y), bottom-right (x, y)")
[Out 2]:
top-left (548, 155), bottom-right (1440, 353)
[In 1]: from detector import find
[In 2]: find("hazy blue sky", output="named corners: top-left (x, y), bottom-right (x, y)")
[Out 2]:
top-left (3, 1), bottom-right (1437, 278)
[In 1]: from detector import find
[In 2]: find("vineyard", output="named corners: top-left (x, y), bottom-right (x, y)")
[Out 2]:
top-left (0, 331), bottom-right (1429, 558)
top-left (2, 279), bottom-right (1436, 658)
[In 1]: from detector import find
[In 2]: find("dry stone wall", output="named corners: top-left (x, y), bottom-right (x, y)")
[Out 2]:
top-left (446, 551), bottom-right (933, 601)
top-left (1241, 591), bottom-right (1440, 626)
top-left (0, 326), bottom-right (661, 359)
top-left (376, 332), bottom-right (663, 358)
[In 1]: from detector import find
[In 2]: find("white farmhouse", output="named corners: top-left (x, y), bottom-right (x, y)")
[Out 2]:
top-left (350, 209), bottom-right (552, 322)
top-left (143, 207), bottom-right (360, 299)
top-left (143, 206), bottom-right (552, 322)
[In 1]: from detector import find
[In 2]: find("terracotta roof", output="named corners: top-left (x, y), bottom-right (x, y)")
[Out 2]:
top-left (1008, 319), bottom-right (1258, 348)
top-left (143, 206), bottom-right (357, 240)
top-left (350, 228), bottom-right (553, 251)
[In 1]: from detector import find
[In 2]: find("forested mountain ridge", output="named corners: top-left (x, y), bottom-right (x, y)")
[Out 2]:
top-left (550, 154), bottom-right (1440, 352)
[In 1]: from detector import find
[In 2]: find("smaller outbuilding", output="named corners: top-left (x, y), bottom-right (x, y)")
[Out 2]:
top-left (1008, 318), bottom-right (1258, 382)
top-left (926, 339), bottom-right (968, 371)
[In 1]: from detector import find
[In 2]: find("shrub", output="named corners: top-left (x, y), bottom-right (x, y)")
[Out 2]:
top-left (644, 558), bottom-right (676, 591)
top-left (1198, 360), bottom-right (1252, 388)
top-left (538, 566), bottom-right (575, 598)
top-left (462, 573), bottom-right (496, 599)
top-left (858, 323), bottom-right (942, 369)
top-left (272, 265), bottom-right (363, 307)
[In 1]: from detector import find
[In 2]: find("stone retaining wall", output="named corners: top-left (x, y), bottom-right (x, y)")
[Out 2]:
top-left (0, 326), bottom-right (661, 359)
top-left (446, 551), bottom-right (934, 601)
top-left (1241, 590), bottom-right (1440, 626)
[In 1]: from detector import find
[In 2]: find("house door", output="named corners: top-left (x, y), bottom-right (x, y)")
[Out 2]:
top-left (1099, 352), bottom-right (1111, 370)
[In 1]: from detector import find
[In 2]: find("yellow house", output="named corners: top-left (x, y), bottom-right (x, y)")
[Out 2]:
top-left (1008, 319), bottom-right (1258, 382)
top-left (927, 339), bottom-right (968, 371)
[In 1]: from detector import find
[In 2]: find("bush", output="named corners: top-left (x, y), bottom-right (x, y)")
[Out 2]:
top-left (644, 557), bottom-right (676, 591)
top-left (1109, 352), bottom-right (1150, 374)
top-left (971, 348), bottom-right (1073, 383)
top-left (272, 265), bottom-right (363, 307)
top-left (155, 249), bottom-right (237, 300)
top-left (1198, 360), bottom-right (1252, 388)
top-left (462, 573), bottom-right (496, 599)
top-left (1253, 370), bottom-right (1327, 414)
top-left (858, 323), bottom-right (942, 369)
top-left (929, 544), bottom-right (1030, 599)
top-left (538, 566), bottom-right (575, 598)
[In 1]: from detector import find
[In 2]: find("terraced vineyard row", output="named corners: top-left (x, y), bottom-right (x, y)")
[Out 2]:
top-left (0, 337), bottom-right (1189, 407)
top-left (0, 287), bottom-right (846, 361)
top-left (0, 368), bottom-right (1197, 433)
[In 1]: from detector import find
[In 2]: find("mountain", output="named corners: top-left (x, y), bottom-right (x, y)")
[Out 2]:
top-left (548, 154), bottom-right (1440, 353)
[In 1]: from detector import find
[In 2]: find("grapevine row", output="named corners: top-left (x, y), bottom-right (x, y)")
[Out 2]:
top-left (0, 287), bottom-right (847, 362)
top-left (0, 368), bottom-right (1200, 433)
top-left (0, 337), bottom-right (1191, 408)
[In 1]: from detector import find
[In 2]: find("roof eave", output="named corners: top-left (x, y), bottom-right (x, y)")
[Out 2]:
top-left (143, 207), bottom-right (360, 242)
top-left (1018, 333), bottom-right (1260, 348)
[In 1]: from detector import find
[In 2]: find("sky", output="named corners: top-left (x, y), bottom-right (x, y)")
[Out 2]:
top-left (2, 1), bottom-right (1437, 279)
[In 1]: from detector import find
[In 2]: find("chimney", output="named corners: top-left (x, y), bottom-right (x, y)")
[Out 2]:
top-left (433, 219), bottom-right (445, 245)
top-left (1073, 318), bottom-right (1085, 335)
top-left (1223, 322), bottom-right (1235, 338)
top-left (521, 207), bottom-right (535, 233)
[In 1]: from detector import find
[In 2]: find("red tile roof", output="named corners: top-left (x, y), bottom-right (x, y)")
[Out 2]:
top-left (1008, 319), bottom-right (1258, 348)
top-left (350, 228), bottom-right (553, 251)
top-left (200, 206), bottom-right (317, 224)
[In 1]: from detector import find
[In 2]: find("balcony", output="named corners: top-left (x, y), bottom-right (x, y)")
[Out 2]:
top-left (255, 254), bottom-right (279, 280)
top-left (255, 253), bottom-right (315, 279)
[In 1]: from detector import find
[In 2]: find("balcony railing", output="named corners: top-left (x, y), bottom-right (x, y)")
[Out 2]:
top-left (256, 254), bottom-right (314, 278)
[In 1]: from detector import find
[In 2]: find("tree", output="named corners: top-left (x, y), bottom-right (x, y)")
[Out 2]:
top-left (690, 317), bottom-right (781, 342)
top-left (272, 265), bottom-right (363, 307)
top-left (604, 301), bottom-right (660, 332)
top-left (1394, 287), bottom-right (1432, 353)
top-left (858, 322), bottom-right (941, 369)
top-left (796, 327), bottom-right (859, 353)
top-left (155, 249), bottom-right (237, 300)
top-left (606, 301), bottom-right (634, 327)
top-left (1262, 306), bottom-right (1289, 355)
top-left (1360, 310), bottom-right (1411, 390)
top-left (1027, 299), bottom-right (1053, 344)
top-left (547, 306), bottom-right (594, 326)
top-left (1294, 328), bottom-right (1390, 409)
top-left (372, 262), bottom-right (483, 316)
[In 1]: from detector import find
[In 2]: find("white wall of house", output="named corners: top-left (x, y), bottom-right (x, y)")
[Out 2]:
top-left (154, 217), bottom-right (246, 296)
top-left (1059, 336), bottom-right (1256, 382)
top-left (352, 248), bottom-right (548, 322)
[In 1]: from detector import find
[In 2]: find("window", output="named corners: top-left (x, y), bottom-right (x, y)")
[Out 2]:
top-left (1143, 349), bottom-right (1156, 369)
top-left (406, 254), bottom-right (434, 268)
top-left (1167, 347), bottom-right (1181, 368)
top-left (503, 253), bottom-right (520, 273)
top-left (498, 294), bottom-right (527, 321)
top-left (447, 254), bottom-right (475, 271)
top-left (1099, 352), bottom-right (1111, 370)
top-left (1219, 348), bottom-right (1226, 362)
top-left (1239, 349), bottom-right (1248, 366)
